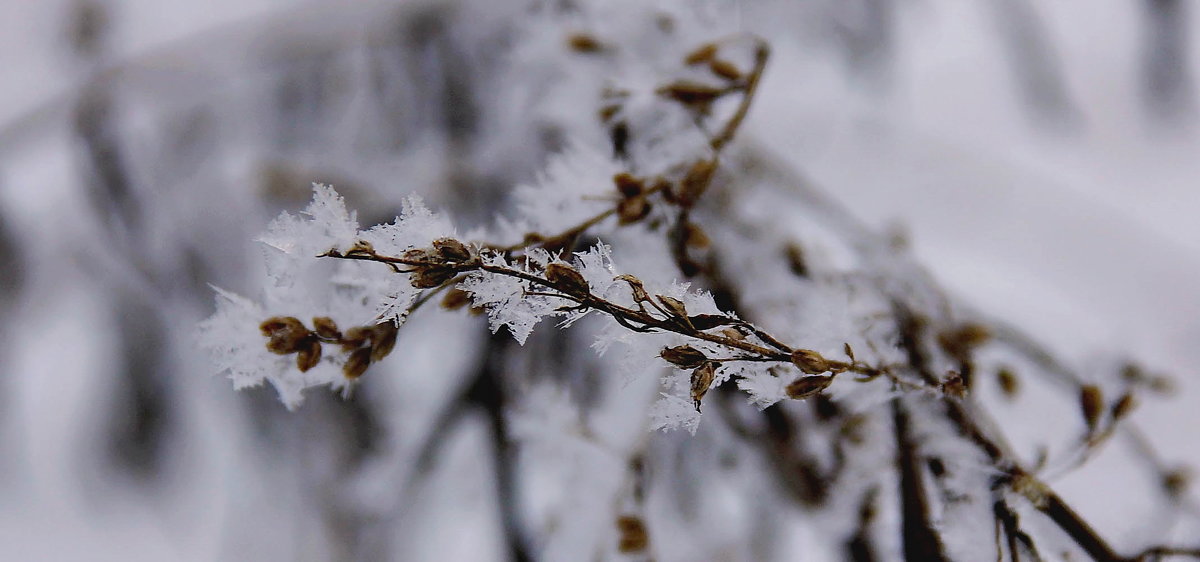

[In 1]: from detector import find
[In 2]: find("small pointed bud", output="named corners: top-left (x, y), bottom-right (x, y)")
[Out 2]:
top-left (708, 58), bottom-right (741, 80)
top-left (690, 361), bottom-right (717, 412)
top-left (790, 349), bottom-right (831, 374)
top-left (296, 341), bottom-right (322, 372)
top-left (312, 316), bottom-right (341, 340)
top-left (599, 104), bottom-right (621, 122)
top-left (786, 375), bottom-right (833, 400)
top-left (343, 347), bottom-right (372, 379)
top-left (942, 371), bottom-right (967, 398)
top-left (1163, 468), bottom-right (1191, 498)
top-left (544, 263), bottom-right (591, 297)
top-left (683, 43), bottom-right (718, 65)
top-left (1080, 385), bottom-right (1104, 432)
top-left (843, 342), bottom-right (856, 362)
top-left (660, 345), bottom-right (707, 369)
top-left (433, 238), bottom-right (472, 262)
top-left (371, 322), bottom-right (398, 362)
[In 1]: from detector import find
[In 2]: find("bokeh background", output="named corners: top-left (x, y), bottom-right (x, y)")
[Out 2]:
top-left (0, 0), bottom-right (1197, 560)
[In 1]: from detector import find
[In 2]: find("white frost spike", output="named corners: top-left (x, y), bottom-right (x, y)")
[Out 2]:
top-left (649, 393), bottom-right (701, 434)
top-left (259, 183), bottom-right (360, 257)
top-left (359, 195), bottom-right (457, 257)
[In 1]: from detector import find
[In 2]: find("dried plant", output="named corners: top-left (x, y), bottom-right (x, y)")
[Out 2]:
top-left (197, 17), bottom-right (1199, 562)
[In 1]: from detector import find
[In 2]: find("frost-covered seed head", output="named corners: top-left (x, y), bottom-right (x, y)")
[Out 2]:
top-left (544, 263), bottom-right (591, 297)
top-left (690, 361), bottom-right (717, 412)
top-left (296, 341), bottom-right (322, 372)
top-left (432, 238), bottom-right (472, 262)
top-left (790, 349), bottom-right (831, 374)
top-left (785, 375), bottom-right (833, 400)
top-left (660, 345), bottom-right (707, 369)
top-left (312, 316), bottom-right (341, 340)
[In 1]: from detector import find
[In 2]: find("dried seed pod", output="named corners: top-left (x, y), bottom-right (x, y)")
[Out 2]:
top-left (567, 33), bottom-right (604, 53)
top-left (371, 322), bottom-right (398, 362)
top-left (616, 196), bottom-right (650, 225)
top-left (544, 263), bottom-right (591, 297)
top-left (1163, 468), bottom-right (1191, 498)
top-left (708, 58), bottom-right (741, 80)
top-left (997, 368), bottom-right (1020, 398)
top-left (616, 274), bottom-right (650, 302)
top-left (1080, 385), bottom-right (1104, 432)
top-left (785, 243), bottom-right (809, 278)
top-left (682, 222), bottom-right (710, 249)
top-left (433, 238), bottom-right (472, 262)
top-left (264, 318), bottom-right (311, 355)
top-left (312, 316), bottom-right (341, 340)
top-left (677, 159), bottom-right (717, 207)
top-left (296, 341), bottom-right (322, 372)
top-left (341, 326), bottom-right (372, 350)
top-left (657, 81), bottom-right (724, 109)
top-left (598, 104), bottom-right (621, 122)
top-left (720, 327), bottom-right (745, 341)
top-left (1111, 392), bottom-right (1137, 420)
top-left (655, 295), bottom-right (688, 319)
top-left (683, 42), bottom-right (718, 65)
top-left (410, 266), bottom-right (456, 289)
top-left (942, 371), bottom-right (967, 399)
top-left (440, 288), bottom-right (472, 311)
top-left (843, 342), bottom-right (856, 362)
top-left (343, 347), bottom-right (372, 379)
top-left (613, 172), bottom-right (644, 197)
top-left (690, 361), bottom-right (717, 412)
top-left (790, 349), bottom-right (831, 374)
top-left (403, 247), bottom-right (437, 262)
top-left (660, 345), bottom-right (707, 369)
top-left (786, 375), bottom-right (833, 400)
top-left (615, 515), bottom-right (649, 553)
top-left (688, 314), bottom-right (735, 330)
top-left (260, 316), bottom-right (305, 337)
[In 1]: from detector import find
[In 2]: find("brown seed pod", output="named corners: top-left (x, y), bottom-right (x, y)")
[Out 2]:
top-left (655, 295), bottom-right (688, 319)
top-left (410, 266), bottom-right (456, 289)
top-left (598, 104), bottom-right (621, 123)
top-left (676, 159), bottom-right (717, 207)
top-left (616, 274), bottom-right (650, 303)
top-left (615, 515), bottom-right (649, 553)
top-left (613, 172), bottom-right (644, 197)
top-left (544, 263), bottom-right (591, 297)
top-left (682, 222), bottom-right (710, 249)
top-left (1111, 392), bottom-right (1137, 420)
top-left (403, 247), bottom-right (437, 263)
top-left (263, 316), bottom-right (311, 355)
top-left (657, 81), bottom-right (724, 110)
top-left (312, 316), bottom-right (341, 340)
top-left (786, 375), bottom-right (834, 400)
top-left (660, 345), bottom-right (708, 369)
top-left (683, 43), bottom-right (718, 65)
top-left (708, 58), bottom-right (741, 80)
top-left (997, 368), bottom-right (1020, 398)
top-left (785, 243), bottom-right (809, 278)
top-left (1080, 385), bottom-right (1104, 432)
top-left (942, 371), bottom-right (967, 399)
top-left (616, 196), bottom-right (651, 225)
top-left (688, 314), bottom-right (735, 330)
top-left (341, 326), bottom-right (372, 350)
top-left (843, 342), bottom-right (856, 362)
top-left (433, 238), bottom-right (472, 262)
top-left (371, 322), bottom-right (398, 362)
top-left (790, 349), bottom-right (831, 374)
top-left (566, 33), bottom-right (604, 53)
top-left (440, 288), bottom-right (472, 311)
top-left (296, 340), bottom-right (322, 372)
top-left (343, 347), bottom-right (372, 379)
top-left (690, 361), bottom-right (717, 412)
